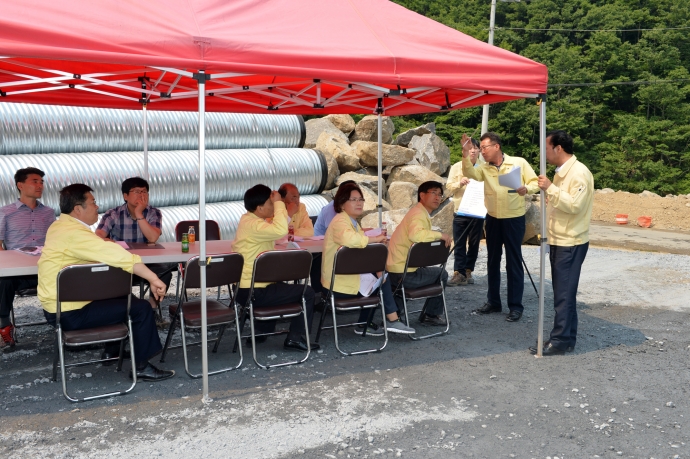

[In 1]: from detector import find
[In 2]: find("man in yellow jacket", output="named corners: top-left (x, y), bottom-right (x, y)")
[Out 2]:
top-left (387, 181), bottom-right (452, 326)
top-left (461, 132), bottom-right (539, 322)
top-left (530, 130), bottom-right (593, 356)
top-left (233, 184), bottom-right (317, 352)
top-left (39, 184), bottom-right (174, 381)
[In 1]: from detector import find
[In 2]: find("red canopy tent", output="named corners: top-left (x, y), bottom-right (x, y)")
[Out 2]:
top-left (0, 0), bottom-right (551, 396)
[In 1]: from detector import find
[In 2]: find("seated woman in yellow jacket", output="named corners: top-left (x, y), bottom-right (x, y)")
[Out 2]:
top-left (321, 183), bottom-right (415, 335)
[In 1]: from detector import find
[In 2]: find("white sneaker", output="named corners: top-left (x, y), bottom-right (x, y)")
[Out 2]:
top-left (385, 320), bottom-right (416, 335)
top-left (354, 322), bottom-right (384, 337)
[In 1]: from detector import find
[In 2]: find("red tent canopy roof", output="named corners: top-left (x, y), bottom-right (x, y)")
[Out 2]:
top-left (0, 0), bottom-right (547, 114)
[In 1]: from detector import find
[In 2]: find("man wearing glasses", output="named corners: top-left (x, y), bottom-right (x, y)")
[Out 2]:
top-left (96, 177), bottom-right (173, 312)
top-left (386, 181), bottom-right (452, 326)
top-left (461, 132), bottom-right (539, 322)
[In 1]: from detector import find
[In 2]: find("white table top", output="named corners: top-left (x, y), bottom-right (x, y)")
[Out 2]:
top-left (0, 238), bottom-right (325, 278)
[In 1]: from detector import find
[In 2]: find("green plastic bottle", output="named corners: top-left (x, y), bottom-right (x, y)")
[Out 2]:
top-left (181, 233), bottom-right (189, 253)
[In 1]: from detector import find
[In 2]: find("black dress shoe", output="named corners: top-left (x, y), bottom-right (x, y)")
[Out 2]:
top-left (129, 363), bottom-right (175, 381)
top-left (505, 310), bottom-right (522, 322)
top-left (101, 349), bottom-right (131, 366)
top-left (419, 313), bottom-right (448, 326)
top-left (529, 340), bottom-right (574, 354)
top-left (541, 343), bottom-right (566, 356)
top-left (283, 337), bottom-right (320, 352)
top-left (473, 303), bottom-right (502, 314)
top-left (245, 336), bottom-right (268, 347)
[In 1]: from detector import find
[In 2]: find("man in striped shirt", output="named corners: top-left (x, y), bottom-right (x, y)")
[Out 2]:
top-left (0, 167), bottom-right (56, 350)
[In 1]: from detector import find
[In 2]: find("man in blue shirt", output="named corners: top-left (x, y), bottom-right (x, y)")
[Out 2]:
top-left (0, 167), bottom-right (56, 350)
top-left (313, 180), bottom-right (356, 236)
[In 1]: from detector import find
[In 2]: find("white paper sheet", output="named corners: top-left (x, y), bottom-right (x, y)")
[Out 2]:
top-left (498, 166), bottom-right (522, 189)
top-left (286, 241), bottom-right (301, 249)
top-left (364, 228), bottom-right (382, 237)
top-left (359, 273), bottom-right (387, 297)
top-left (456, 180), bottom-right (487, 219)
top-left (114, 241), bottom-right (130, 249)
top-left (307, 235), bottom-right (325, 240)
top-left (14, 246), bottom-right (43, 256)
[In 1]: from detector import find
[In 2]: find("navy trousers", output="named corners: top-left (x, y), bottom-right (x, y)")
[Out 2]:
top-left (485, 214), bottom-right (525, 312)
top-left (44, 296), bottom-right (162, 369)
top-left (549, 243), bottom-right (588, 350)
top-left (452, 215), bottom-right (483, 272)
top-left (237, 283), bottom-right (315, 341)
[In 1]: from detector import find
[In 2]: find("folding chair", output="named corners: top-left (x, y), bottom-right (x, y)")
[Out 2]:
top-left (52, 263), bottom-right (137, 403)
top-left (9, 287), bottom-right (47, 344)
top-left (315, 243), bottom-right (389, 356)
top-left (173, 220), bottom-right (222, 302)
top-left (160, 253), bottom-right (244, 377)
top-left (392, 241), bottom-right (451, 340)
top-left (243, 249), bottom-right (313, 369)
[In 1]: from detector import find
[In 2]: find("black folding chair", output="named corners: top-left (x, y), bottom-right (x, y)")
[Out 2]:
top-left (242, 249), bottom-right (313, 369)
top-left (160, 253), bottom-right (244, 377)
top-left (315, 243), bottom-right (389, 356)
top-left (392, 241), bottom-right (451, 340)
top-left (52, 263), bottom-right (137, 403)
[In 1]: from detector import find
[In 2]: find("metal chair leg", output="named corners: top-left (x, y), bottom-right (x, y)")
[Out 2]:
top-left (159, 313), bottom-right (179, 363)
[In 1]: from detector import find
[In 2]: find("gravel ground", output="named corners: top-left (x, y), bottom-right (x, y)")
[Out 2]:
top-left (1, 244), bottom-right (689, 459)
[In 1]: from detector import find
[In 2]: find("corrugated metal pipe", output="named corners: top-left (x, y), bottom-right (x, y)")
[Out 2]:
top-left (0, 103), bottom-right (305, 155)
top-left (0, 149), bottom-right (328, 213)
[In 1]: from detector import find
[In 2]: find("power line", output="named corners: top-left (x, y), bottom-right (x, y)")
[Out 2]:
top-left (548, 79), bottom-right (690, 88)
top-left (495, 26), bottom-right (690, 32)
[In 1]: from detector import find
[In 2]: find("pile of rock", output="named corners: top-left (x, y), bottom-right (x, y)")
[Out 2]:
top-left (307, 114), bottom-right (453, 234)
top-left (307, 114), bottom-right (540, 243)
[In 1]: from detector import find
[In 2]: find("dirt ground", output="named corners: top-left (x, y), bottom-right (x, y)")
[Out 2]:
top-left (2, 239), bottom-right (690, 459)
top-left (592, 190), bottom-right (690, 232)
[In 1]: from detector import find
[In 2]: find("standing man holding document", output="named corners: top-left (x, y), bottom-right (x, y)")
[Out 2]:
top-left (446, 138), bottom-right (484, 286)
top-left (529, 130), bottom-right (593, 356)
top-left (461, 132), bottom-right (539, 322)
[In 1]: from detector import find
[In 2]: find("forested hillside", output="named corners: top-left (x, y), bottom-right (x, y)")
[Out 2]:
top-left (391, 0), bottom-right (690, 194)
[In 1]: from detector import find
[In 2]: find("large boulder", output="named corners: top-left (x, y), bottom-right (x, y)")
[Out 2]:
top-left (351, 141), bottom-right (416, 167)
top-left (408, 133), bottom-right (451, 175)
top-left (387, 181), bottom-right (418, 210)
top-left (305, 118), bottom-right (348, 148)
top-left (386, 165), bottom-right (446, 187)
top-left (349, 115), bottom-right (394, 144)
top-left (360, 209), bottom-right (409, 234)
top-left (324, 114), bottom-right (356, 135)
top-left (316, 132), bottom-right (361, 172)
top-left (359, 185), bottom-right (391, 219)
top-left (523, 198), bottom-right (541, 244)
top-left (336, 171), bottom-right (382, 195)
top-left (430, 199), bottom-right (454, 236)
top-left (317, 150), bottom-right (340, 190)
top-left (394, 124), bottom-right (434, 147)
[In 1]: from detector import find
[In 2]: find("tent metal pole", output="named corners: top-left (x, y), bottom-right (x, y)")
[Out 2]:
top-left (196, 71), bottom-right (210, 399)
top-left (377, 106), bottom-right (383, 227)
top-left (481, 0), bottom-right (497, 135)
top-left (142, 104), bottom-right (149, 180)
top-left (536, 94), bottom-right (547, 358)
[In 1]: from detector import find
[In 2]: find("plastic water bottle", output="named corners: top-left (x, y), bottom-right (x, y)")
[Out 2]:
top-left (181, 233), bottom-right (189, 253)
top-left (188, 226), bottom-right (196, 243)
top-left (288, 224), bottom-right (295, 242)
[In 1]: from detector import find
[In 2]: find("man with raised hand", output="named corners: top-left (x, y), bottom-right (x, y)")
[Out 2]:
top-left (96, 177), bottom-right (174, 310)
top-left (386, 181), bottom-right (452, 327)
top-left (0, 167), bottom-right (55, 351)
top-left (461, 132), bottom-right (539, 323)
top-left (233, 184), bottom-right (318, 351)
top-left (530, 130), bottom-right (593, 356)
top-left (39, 184), bottom-right (174, 381)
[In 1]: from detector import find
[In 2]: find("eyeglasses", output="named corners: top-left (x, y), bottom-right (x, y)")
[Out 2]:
top-left (128, 190), bottom-right (149, 195)
top-left (347, 198), bottom-right (366, 203)
top-left (480, 144), bottom-right (497, 151)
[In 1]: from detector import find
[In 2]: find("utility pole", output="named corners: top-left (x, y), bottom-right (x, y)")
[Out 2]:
top-left (481, 0), bottom-right (498, 135)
